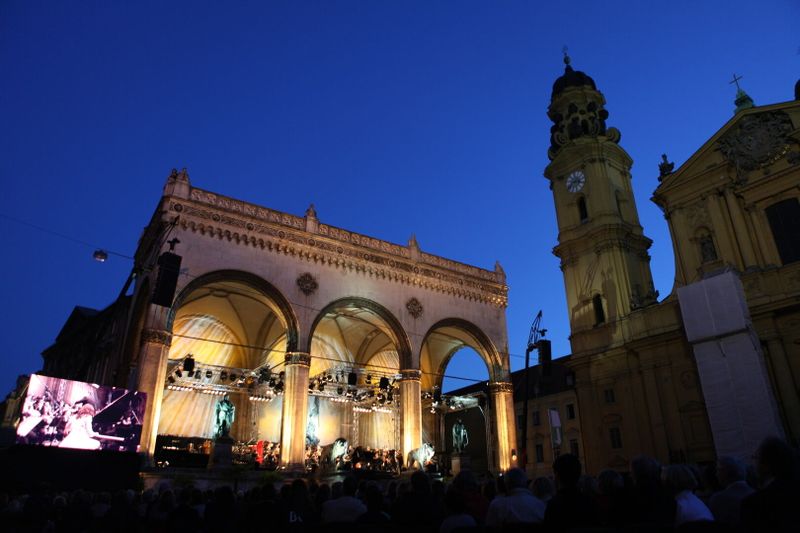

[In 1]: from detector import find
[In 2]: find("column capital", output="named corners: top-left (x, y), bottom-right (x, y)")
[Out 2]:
top-left (399, 369), bottom-right (422, 381)
top-left (284, 351), bottom-right (311, 366)
top-left (488, 381), bottom-right (513, 394)
top-left (141, 328), bottom-right (172, 347)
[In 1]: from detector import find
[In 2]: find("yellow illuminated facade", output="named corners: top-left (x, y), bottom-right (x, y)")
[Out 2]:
top-left (543, 59), bottom-right (800, 472)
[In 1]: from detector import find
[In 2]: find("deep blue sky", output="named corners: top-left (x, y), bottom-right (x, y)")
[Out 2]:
top-left (1, 1), bottom-right (798, 395)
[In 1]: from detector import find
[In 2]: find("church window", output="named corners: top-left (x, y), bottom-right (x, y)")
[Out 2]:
top-left (578, 197), bottom-right (588, 222)
top-left (593, 294), bottom-right (605, 325)
top-left (765, 198), bottom-right (800, 265)
top-left (603, 388), bottom-right (616, 404)
top-left (532, 410), bottom-right (541, 426)
top-left (699, 234), bottom-right (718, 263)
top-left (535, 444), bottom-right (544, 463)
top-left (609, 427), bottom-right (623, 449)
top-left (566, 403), bottom-right (576, 420)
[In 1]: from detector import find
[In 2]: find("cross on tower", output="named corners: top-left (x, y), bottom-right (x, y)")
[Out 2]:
top-left (729, 73), bottom-right (743, 91)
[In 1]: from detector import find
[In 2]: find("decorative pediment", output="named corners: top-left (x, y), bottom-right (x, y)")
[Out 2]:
top-left (718, 110), bottom-right (794, 182)
top-left (654, 101), bottom-right (800, 198)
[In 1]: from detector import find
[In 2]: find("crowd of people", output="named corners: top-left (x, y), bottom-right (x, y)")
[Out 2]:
top-left (2, 436), bottom-right (798, 532)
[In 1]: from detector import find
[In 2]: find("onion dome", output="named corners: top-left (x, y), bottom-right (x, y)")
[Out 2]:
top-left (551, 53), bottom-right (596, 100)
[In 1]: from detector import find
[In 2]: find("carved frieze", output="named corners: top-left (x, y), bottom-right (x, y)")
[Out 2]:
top-left (399, 369), bottom-right (422, 381)
top-left (285, 352), bottom-right (311, 366)
top-left (405, 297), bottom-right (424, 319)
top-left (168, 192), bottom-right (509, 308)
top-left (718, 111), bottom-right (794, 180)
top-left (141, 328), bottom-right (172, 347)
top-left (488, 381), bottom-right (513, 394)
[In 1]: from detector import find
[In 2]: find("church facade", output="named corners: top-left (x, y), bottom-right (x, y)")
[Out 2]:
top-left (540, 57), bottom-right (800, 474)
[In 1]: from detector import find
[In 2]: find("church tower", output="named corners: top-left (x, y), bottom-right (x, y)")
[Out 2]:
top-left (544, 55), bottom-right (657, 347)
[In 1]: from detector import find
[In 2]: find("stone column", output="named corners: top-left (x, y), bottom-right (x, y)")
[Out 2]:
top-left (489, 381), bottom-right (517, 472)
top-left (280, 352), bottom-right (311, 470)
top-left (135, 328), bottom-right (172, 461)
top-left (399, 369), bottom-right (422, 462)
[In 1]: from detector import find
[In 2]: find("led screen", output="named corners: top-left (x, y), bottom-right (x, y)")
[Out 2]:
top-left (16, 374), bottom-right (147, 452)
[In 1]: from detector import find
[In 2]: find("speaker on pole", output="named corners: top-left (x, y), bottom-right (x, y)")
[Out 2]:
top-left (152, 251), bottom-right (182, 307)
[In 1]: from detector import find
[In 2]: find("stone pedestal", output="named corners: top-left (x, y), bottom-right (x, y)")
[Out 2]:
top-left (208, 436), bottom-right (234, 469)
top-left (451, 453), bottom-right (471, 476)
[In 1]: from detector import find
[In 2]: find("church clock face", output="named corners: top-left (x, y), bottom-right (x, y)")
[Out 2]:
top-left (566, 170), bottom-right (586, 193)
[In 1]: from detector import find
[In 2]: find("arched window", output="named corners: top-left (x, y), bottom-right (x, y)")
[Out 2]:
top-left (593, 294), bottom-right (605, 325)
top-left (578, 197), bottom-right (588, 222)
top-left (765, 198), bottom-right (800, 265)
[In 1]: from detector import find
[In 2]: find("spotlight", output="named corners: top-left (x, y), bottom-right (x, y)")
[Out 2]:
top-left (337, 386), bottom-right (344, 396)
top-left (318, 381), bottom-right (325, 392)
top-left (206, 370), bottom-right (213, 379)
top-left (229, 373), bottom-right (237, 381)
top-left (167, 376), bottom-right (175, 384)
top-left (366, 374), bottom-right (372, 385)
top-left (175, 369), bottom-right (182, 378)
top-left (220, 371), bottom-right (228, 380)
top-left (92, 249), bottom-right (108, 262)
top-left (194, 371), bottom-right (201, 379)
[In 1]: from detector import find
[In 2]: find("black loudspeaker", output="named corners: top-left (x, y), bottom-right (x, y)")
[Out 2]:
top-left (539, 339), bottom-right (552, 376)
top-left (182, 355), bottom-right (195, 373)
top-left (152, 252), bottom-right (182, 307)
top-left (379, 376), bottom-right (390, 390)
top-left (347, 372), bottom-right (358, 386)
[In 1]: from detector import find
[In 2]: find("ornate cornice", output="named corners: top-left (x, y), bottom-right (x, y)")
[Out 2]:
top-left (285, 352), bottom-right (311, 366)
top-left (399, 369), bottom-right (422, 381)
top-left (141, 328), bottom-right (172, 347)
top-left (168, 188), bottom-right (508, 307)
top-left (488, 381), bottom-right (513, 394)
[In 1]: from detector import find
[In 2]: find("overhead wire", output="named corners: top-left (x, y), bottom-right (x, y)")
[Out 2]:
top-left (2, 210), bottom-right (536, 388)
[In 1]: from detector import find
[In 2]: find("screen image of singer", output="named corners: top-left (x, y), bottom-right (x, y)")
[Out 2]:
top-left (16, 374), bottom-right (147, 452)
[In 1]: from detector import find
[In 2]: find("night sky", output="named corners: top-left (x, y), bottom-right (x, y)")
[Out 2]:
top-left (1, 1), bottom-right (798, 395)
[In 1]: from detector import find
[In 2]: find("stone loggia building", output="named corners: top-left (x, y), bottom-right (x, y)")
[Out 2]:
top-left (63, 168), bottom-right (518, 471)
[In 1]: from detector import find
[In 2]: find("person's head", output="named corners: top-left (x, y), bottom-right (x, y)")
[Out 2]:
top-left (504, 468), bottom-right (528, 490)
top-left (716, 456), bottom-right (746, 488)
top-left (444, 486), bottom-right (467, 515)
top-left (663, 464), bottom-right (698, 494)
top-left (453, 470), bottom-right (479, 493)
top-left (553, 453), bottom-right (582, 489)
top-left (577, 474), bottom-right (597, 495)
top-left (342, 476), bottom-right (358, 497)
top-left (531, 476), bottom-right (555, 501)
top-left (365, 484), bottom-right (383, 512)
top-left (411, 470), bottom-right (431, 495)
top-left (630, 455), bottom-right (661, 487)
top-left (597, 470), bottom-right (623, 495)
top-left (755, 437), bottom-right (797, 482)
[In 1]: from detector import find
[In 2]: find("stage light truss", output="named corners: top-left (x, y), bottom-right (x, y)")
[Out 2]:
top-left (308, 364), bottom-right (400, 409)
top-left (164, 359), bottom-right (280, 397)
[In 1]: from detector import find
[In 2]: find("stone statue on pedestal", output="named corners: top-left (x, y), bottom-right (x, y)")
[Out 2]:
top-left (214, 395), bottom-right (235, 439)
top-left (452, 418), bottom-right (468, 453)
